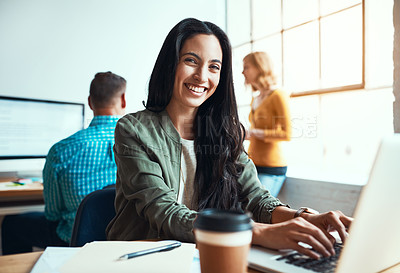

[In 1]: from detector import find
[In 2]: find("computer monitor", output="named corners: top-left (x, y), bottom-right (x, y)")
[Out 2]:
top-left (0, 96), bottom-right (84, 160)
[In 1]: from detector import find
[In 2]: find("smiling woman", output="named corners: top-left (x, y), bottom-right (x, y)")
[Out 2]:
top-left (106, 17), bottom-right (352, 260)
top-left (169, 34), bottom-right (222, 129)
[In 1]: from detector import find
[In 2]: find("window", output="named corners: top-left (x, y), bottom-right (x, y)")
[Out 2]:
top-left (229, 0), bottom-right (364, 96)
top-left (227, 0), bottom-right (394, 184)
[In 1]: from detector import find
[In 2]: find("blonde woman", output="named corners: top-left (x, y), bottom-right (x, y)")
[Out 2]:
top-left (242, 51), bottom-right (291, 197)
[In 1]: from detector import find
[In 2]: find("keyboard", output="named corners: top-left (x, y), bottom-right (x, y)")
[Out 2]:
top-left (276, 243), bottom-right (344, 273)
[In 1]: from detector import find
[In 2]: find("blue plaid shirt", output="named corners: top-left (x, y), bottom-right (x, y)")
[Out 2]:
top-left (43, 115), bottom-right (120, 243)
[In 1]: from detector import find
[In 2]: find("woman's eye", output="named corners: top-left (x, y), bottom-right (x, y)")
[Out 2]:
top-left (210, 64), bottom-right (221, 71)
top-left (184, 58), bottom-right (196, 64)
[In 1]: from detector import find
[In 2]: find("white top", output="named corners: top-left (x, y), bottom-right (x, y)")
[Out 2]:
top-left (178, 138), bottom-right (197, 210)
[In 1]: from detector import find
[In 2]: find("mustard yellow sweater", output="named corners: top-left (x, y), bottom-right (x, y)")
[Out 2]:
top-left (248, 89), bottom-right (291, 167)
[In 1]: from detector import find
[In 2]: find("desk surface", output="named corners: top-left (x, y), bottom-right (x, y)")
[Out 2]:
top-left (0, 251), bottom-right (261, 273)
top-left (0, 251), bottom-right (400, 273)
top-left (0, 251), bottom-right (43, 273)
top-left (0, 181), bottom-right (44, 216)
top-left (0, 181), bottom-right (43, 200)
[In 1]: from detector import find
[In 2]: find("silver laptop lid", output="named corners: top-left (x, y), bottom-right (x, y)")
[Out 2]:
top-left (336, 134), bottom-right (400, 273)
top-left (248, 134), bottom-right (400, 273)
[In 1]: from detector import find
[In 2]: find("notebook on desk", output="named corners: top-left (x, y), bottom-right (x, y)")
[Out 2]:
top-left (58, 240), bottom-right (195, 273)
top-left (31, 242), bottom-right (200, 273)
top-left (248, 134), bottom-right (400, 273)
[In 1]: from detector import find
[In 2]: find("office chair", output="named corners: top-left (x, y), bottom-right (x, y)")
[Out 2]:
top-left (70, 187), bottom-right (116, 247)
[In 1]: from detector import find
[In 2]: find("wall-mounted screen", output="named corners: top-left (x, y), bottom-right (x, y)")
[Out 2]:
top-left (0, 96), bottom-right (84, 159)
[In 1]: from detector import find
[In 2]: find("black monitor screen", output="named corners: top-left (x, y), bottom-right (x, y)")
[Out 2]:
top-left (0, 96), bottom-right (84, 159)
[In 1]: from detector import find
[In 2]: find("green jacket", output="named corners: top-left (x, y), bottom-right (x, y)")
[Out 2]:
top-left (106, 109), bottom-right (285, 242)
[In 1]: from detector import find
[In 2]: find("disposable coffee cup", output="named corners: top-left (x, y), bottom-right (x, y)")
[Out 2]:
top-left (194, 209), bottom-right (253, 273)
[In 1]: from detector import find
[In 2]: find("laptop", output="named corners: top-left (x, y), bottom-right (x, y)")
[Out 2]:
top-left (248, 134), bottom-right (400, 273)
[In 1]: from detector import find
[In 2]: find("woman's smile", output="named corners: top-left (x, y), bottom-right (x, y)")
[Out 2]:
top-left (168, 34), bottom-right (222, 111)
top-left (185, 83), bottom-right (208, 95)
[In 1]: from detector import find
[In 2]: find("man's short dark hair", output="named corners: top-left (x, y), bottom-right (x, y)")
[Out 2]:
top-left (89, 71), bottom-right (126, 108)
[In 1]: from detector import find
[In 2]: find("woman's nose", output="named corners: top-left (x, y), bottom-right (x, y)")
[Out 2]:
top-left (194, 66), bottom-right (207, 82)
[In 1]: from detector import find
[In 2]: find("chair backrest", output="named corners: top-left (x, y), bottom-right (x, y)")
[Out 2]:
top-left (70, 187), bottom-right (116, 247)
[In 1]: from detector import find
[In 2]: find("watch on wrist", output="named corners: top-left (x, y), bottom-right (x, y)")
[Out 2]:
top-left (294, 207), bottom-right (319, 218)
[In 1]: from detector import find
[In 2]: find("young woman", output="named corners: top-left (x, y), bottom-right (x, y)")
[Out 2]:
top-left (106, 18), bottom-right (352, 259)
top-left (242, 52), bottom-right (291, 197)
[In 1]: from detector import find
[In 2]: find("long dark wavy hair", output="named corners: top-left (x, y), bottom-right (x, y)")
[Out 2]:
top-left (145, 18), bottom-right (245, 211)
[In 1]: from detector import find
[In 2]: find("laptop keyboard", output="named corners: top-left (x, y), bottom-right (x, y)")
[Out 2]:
top-left (276, 242), bottom-right (344, 273)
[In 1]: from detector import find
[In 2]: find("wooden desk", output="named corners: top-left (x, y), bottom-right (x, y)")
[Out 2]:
top-left (0, 181), bottom-right (44, 216)
top-left (0, 251), bottom-right (43, 273)
top-left (1, 251), bottom-right (399, 273)
top-left (0, 251), bottom-right (261, 273)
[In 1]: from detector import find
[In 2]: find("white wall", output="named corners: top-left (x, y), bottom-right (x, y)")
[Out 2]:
top-left (0, 0), bottom-right (226, 115)
top-left (0, 0), bottom-right (226, 173)
top-left (395, 0), bottom-right (400, 133)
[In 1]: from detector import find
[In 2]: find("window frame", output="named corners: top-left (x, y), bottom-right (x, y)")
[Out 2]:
top-left (228, 0), bottom-right (365, 97)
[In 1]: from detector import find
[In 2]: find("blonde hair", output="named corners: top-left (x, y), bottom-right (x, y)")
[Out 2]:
top-left (243, 51), bottom-right (277, 91)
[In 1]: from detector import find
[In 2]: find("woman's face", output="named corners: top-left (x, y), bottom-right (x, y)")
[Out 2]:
top-left (170, 34), bottom-right (222, 111)
top-left (242, 59), bottom-right (259, 85)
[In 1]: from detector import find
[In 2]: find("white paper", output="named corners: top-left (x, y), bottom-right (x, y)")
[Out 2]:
top-left (190, 249), bottom-right (201, 273)
top-left (59, 241), bottom-right (195, 273)
top-left (30, 247), bottom-right (80, 273)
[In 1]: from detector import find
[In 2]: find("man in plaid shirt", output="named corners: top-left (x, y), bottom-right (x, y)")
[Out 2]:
top-left (2, 72), bottom-right (126, 254)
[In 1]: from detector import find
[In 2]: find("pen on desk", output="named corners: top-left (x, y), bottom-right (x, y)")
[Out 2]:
top-left (117, 241), bottom-right (182, 261)
top-left (12, 178), bottom-right (32, 185)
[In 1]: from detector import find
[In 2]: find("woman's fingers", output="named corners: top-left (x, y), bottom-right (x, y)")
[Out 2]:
top-left (309, 211), bottom-right (353, 243)
top-left (253, 212), bottom-right (353, 259)
top-left (292, 218), bottom-right (335, 256)
top-left (317, 222), bottom-right (337, 245)
top-left (290, 242), bottom-right (322, 260)
top-left (330, 212), bottom-right (353, 242)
